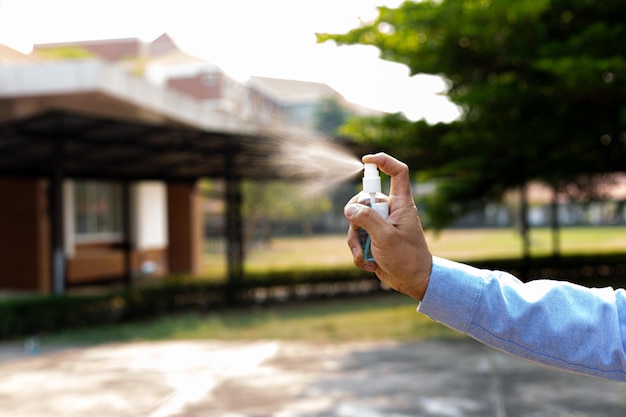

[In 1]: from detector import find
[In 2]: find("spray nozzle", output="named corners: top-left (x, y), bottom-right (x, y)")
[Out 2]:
top-left (363, 163), bottom-right (378, 176)
top-left (362, 163), bottom-right (382, 193)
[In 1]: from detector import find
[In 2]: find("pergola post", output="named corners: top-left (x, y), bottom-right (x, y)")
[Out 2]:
top-left (121, 181), bottom-right (133, 287)
top-left (50, 133), bottom-right (66, 295)
top-left (225, 170), bottom-right (244, 293)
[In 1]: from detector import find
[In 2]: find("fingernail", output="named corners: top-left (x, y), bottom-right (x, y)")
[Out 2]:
top-left (351, 246), bottom-right (359, 257)
top-left (345, 205), bottom-right (358, 218)
top-left (364, 263), bottom-right (377, 272)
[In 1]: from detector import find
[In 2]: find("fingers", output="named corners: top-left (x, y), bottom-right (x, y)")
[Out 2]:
top-left (346, 222), bottom-right (376, 272)
top-left (362, 153), bottom-right (412, 203)
top-left (345, 203), bottom-right (388, 272)
top-left (362, 152), bottom-right (408, 177)
top-left (345, 152), bottom-right (413, 274)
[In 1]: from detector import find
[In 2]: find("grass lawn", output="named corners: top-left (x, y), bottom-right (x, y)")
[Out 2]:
top-left (203, 226), bottom-right (626, 279)
top-left (43, 292), bottom-right (461, 346)
top-left (42, 226), bottom-right (625, 346)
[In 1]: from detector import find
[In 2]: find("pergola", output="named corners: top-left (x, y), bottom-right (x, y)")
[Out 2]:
top-left (0, 60), bottom-right (356, 293)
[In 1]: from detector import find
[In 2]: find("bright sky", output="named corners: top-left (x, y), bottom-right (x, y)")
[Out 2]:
top-left (0, 0), bottom-right (461, 123)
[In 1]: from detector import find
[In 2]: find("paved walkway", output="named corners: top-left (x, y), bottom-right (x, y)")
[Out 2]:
top-left (1, 338), bottom-right (625, 416)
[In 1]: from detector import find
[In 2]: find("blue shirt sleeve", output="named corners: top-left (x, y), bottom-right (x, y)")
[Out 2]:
top-left (417, 256), bottom-right (626, 380)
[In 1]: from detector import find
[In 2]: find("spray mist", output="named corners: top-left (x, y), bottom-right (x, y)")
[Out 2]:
top-left (357, 163), bottom-right (389, 262)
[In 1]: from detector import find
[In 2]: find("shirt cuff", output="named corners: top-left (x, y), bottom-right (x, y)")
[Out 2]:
top-left (417, 256), bottom-right (485, 334)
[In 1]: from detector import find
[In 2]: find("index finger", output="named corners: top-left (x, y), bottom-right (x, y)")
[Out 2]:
top-left (362, 153), bottom-right (412, 201)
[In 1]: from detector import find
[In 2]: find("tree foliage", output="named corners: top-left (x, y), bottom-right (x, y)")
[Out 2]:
top-left (318, 0), bottom-right (626, 228)
top-left (242, 180), bottom-right (332, 241)
top-left (314, 97), bottom-right (349, 136)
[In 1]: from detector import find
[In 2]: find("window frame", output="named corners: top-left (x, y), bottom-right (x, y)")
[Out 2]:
top-left (73, 180), bottom-right (124, 244)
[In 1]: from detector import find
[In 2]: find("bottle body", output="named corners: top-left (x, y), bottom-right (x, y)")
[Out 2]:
top-left (357, 190), bottom-right (389, 261)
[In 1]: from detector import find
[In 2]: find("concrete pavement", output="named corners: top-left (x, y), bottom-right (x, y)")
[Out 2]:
top-left (1, 338), bottom-right (625, 416)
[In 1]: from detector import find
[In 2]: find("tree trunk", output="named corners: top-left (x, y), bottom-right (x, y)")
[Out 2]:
top-left (519, 184), bottom-right (531, 261)
top-left (550, 185), bottom-right (561, 258)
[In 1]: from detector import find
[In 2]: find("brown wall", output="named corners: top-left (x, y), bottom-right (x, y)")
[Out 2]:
top-left (0, 178), bottom-right (200, 292)
top-left (66, 243), bottom-right (125, 284)
top-left (66, 244), bottom-right (168, 284)
top-left (167, 181), bottom-right (202, 274)
top-left (0, 178), bottom-right (50, 292)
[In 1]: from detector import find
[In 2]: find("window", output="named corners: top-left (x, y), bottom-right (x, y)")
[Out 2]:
top-left (74, 181), bottom-right (123, 242)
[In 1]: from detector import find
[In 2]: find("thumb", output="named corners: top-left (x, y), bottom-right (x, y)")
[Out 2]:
top-left (344, 203), bottom-right (388, 235)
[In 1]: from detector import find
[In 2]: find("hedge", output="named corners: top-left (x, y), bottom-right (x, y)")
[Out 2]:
top-left (0, 268), bottom-right (376, 339)
top-left (2, 254), bottom-right (625, 339)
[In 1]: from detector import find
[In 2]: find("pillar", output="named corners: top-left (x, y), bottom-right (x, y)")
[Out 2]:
top-left (0, 178), bottom-right (51, 292)
top-left (167, 181), bottom-right (202, 274)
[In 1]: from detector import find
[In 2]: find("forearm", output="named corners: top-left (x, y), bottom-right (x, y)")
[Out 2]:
top-left (418, 257), bottom-right (626, 380)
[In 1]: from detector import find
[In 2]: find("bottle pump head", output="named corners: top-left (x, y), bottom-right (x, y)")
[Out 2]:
top-left (362, 163), bottom-right (382, 193)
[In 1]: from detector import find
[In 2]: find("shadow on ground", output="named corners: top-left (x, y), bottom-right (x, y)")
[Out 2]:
top-left (1, 338), bottom-right (625, 416)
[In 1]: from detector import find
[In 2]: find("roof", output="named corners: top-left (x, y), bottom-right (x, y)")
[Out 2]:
top-left (248, 76), bottom-right (384, 118)
top-left (0, 59), bottom-right (362, 182)
top-left (0, 44), bottom-right (37, 63)
top-left (33, 33), bottom-right (179, 61)
top-left (0, 110), bottom-right (286, 181)
top-left (248, 76), bottom-right (342, 105)
top-left (33, 37), bottom-right (142, 62)
top-left (522, 177), bottom-right (626, 203)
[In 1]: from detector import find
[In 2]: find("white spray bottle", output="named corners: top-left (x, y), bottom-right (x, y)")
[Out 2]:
top-left (358, 163), bottom-right (389, 262)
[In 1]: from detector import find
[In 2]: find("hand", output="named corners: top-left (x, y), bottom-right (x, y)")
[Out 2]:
top-left (345, 153), bottom-right (432, 300)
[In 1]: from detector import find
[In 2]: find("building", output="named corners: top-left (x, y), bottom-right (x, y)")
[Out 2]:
top-left (0, 35), bottom-right (329, 295)
top-left (31, 34), bottom-right (286, 128)
top-left (248, 76), bottom-right (382, 132)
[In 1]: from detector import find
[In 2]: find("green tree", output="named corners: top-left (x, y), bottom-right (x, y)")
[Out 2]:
top-left (242, 180), bottom-right (332, 243)
top-left (314, 97), bottom-right (349, 136)
top-left (319, 0), bottom-right (626, 237)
